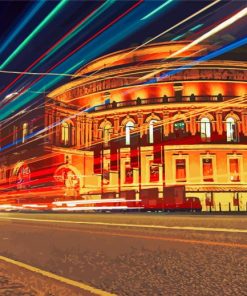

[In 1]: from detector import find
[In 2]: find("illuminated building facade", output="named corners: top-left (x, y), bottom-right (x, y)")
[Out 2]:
top-left (0, 41), bottom-right (247, 211)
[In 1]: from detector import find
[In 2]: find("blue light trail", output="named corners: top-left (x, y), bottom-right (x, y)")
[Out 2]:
top-left (0, 1), bottom-right (45, 56)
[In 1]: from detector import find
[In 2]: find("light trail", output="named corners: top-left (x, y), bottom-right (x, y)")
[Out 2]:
top-left (1, 93), bottom-right (246, 156)
top-left (0, 1), bottom-right (45, 55)
top-left (31, 1), bottom-right (114, 68)
top-left (0, 0), bottom-right (218, 99)
top-left (141, 0), bottom-right (173, 20)
top-left (0, 59), bottom-right (85, 121)
top-left (0, 4), bottom-right (245, 157)
top-left (172, 33), bottom-right (186, 41)
top-left (0, 115), bottom-right (43, 144)
top-left (0, 1), bottom-right (143, 121)
top-left (0, 0), bottom-right (111, 95)
top-left (0, 70), bottom-right (77, 78)
top-left (0, 96), bottom-right (46, 130)
top-left (88, 0), bottom-right (221, 78)
top-left (0, 0), bottom-right (68, 70)
top-left (39, 0), bottom-right (143, 78)
top-left (158, 36), bottom-right (247, 80)
top-left (140, 7), bottom-right (247, 80)
top-left (0, 68), bottom-right (143, 79)
top-left (189, 23), bottom-right (204, 32)
top-left (169, 7), bottom-right (247, 59)
top-left (2, 93), bottom-right (246, 159)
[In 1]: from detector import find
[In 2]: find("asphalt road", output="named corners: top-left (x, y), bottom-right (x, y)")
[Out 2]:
top-left (0, 213), bottom-right (246, 296)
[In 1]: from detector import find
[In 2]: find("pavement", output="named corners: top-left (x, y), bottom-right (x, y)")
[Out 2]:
top-left (0, 213), bottom-right (246, 296)
top-left (0, 259), bottom-right (96, 296)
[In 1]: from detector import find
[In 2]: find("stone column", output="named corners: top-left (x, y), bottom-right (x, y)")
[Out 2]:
top-left (76, 117), bottom-right (81, 148)
top-left (88, 118), bottom-right (92, 146)
top-left (55, 112), bottom-right (61, 145)
top-left (93, 119), bottom-right (99, 140)
top-left (163, 111), bottom-right (170, 136)
top-left (216, 112), bottom-right (223, 135)
top-left (241, 111), bottom-right (247, 136)
top-left (81, 116), bottom-right (85, 147)
top-left (85, 117), bottom-right (89, 148)
top-left (190, 116), bottom-right (196, 135)
top-left (114, 115), bottom-right (119, 135)
top-left (137, 112), bottom-right (144, 136)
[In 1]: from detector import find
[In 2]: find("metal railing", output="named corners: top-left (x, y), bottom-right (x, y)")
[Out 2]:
top-left (89, 95), bottom-right (236, 113)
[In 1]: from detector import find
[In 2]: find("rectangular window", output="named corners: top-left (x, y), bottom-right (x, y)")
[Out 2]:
top-left (202, 158), bottom-right (214, 182)
top-left (125, 166), bottom-right (133, 184)
top-left (150, 164), bottom-right (159, 182)
top-left (102, 169), bottom-right (110, 185)
top-left (176, 159), bottom-right (186, 182)
top-left (229, 158), bottom-right (240, 182)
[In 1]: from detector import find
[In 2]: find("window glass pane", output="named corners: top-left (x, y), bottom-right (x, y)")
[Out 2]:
top-left (150, 164), bottom-right (159, 182)
top-left (202, 158), bottom-right (213, 182)
top-left (125, 167), bottom-right (133, 183)
top-left (200, 118), bottom-right (211, 141)
top-left (149, 120), bottom-right (157, 144)
top-left (176, 159), bottom-right (186, 182)
top-left (125, 121), bottom-right (134, 145)
top-left (103, 169), bottom-right (110, 185)
top-left (174, 120), bottom-right (185, 131)
top-left (229, 158), bottom-right (240, 181)
top-left (103, 124), bottom-right (111, 145)
top-left (62, 122), bottom-right (69, 145)
top-left (226, 117), bottom-right (237, 142)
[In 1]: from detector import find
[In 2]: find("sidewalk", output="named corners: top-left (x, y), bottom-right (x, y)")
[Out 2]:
top-left (0, 259), bottom-right (94, 296)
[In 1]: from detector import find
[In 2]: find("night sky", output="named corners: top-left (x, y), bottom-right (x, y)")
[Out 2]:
top-left (0, 0), bottom-right (246, 120)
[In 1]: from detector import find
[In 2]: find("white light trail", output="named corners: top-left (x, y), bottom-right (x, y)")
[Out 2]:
top-left (140, 7), bottom-right (247, 80)
top-left (87, 0), bottom-right (221, 78)
top-left (169, 7), bottom-right (247, 59)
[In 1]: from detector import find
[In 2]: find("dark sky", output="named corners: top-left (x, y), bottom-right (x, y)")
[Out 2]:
top-left (0, 0), bottom-right (246, 119)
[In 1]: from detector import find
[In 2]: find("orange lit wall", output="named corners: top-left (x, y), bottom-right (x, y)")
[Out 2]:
top-left (182, 82), bottom-right (247, 96)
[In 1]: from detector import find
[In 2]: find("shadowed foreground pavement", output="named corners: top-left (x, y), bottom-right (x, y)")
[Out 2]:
top-left (0, 213), bottom-right (246, 296)
top-left (0, 260), bottom-right (94, 296)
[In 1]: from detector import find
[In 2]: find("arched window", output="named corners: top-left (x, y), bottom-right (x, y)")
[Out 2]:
top-left (61, 121), bottom-right (70, 146)
top-left (125, 121), bottom-right (134, 145)
top-left (200, 117), bottom-right (211, 141)
top-left (22, 123), bottom-right (28, 143)
top-left (226, 117), bottom-right (237, 142)
top-left (149, 119), bottom-right (157, 144)
top-left (174, 120), bottom-right (185, 137)
top-left (103, 124), bottom-right (111, 146)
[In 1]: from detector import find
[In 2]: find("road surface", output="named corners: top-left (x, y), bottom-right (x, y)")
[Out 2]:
top-left (0, 213), bottom-right (246, 295)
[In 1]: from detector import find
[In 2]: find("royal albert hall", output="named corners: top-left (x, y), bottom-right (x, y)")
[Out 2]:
top-left (1, 41), bottom-right (247, 212)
